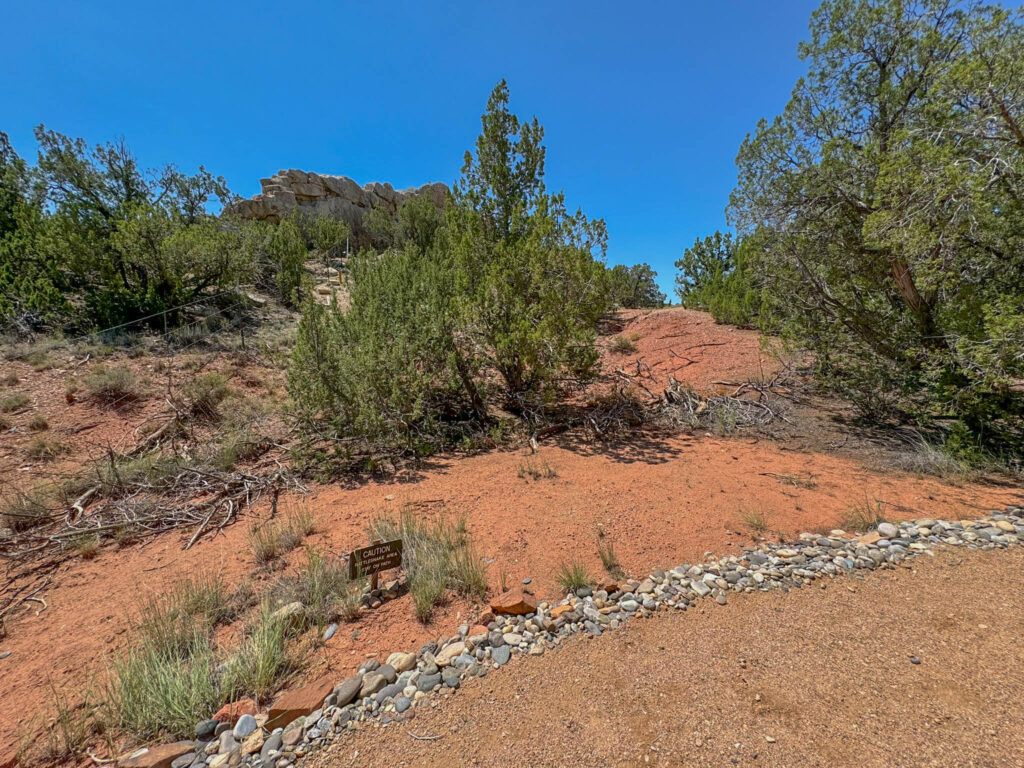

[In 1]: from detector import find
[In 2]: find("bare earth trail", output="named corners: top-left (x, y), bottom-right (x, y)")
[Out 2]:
top-left (311, 548), bottom-right (1024, 768)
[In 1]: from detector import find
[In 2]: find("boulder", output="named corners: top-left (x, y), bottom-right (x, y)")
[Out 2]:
top-left (266, 676), bottom-right (335, 730)
top-left (333, 674), bottom-right (363, 707)
top-left (490, 588), bottom-right (537, 616)
top-left (213, 698), bottom-right (259, 724)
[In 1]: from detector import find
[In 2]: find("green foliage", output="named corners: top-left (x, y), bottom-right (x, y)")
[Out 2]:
top-left (728, 0), bottom-right (1024, 457)
top-left (675, 231), bottom-right (761, 327)
top-left (185, 372), bottom-right (229, 420)
top-left (606, 263), bottom-right (665, 308)
top-left (289, 80), bottom-right (610, 460)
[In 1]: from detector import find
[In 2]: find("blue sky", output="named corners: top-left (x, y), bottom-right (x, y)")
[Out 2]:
top-left (1, 1), bottom-right (818, 297)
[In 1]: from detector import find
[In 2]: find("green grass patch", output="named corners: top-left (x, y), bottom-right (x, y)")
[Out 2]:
top-left (368, 510), bottom-right (487, 623)
top-left (0, 391), bottom-right (30, 413)
top-left (555, 559), bottom-right (592, 593)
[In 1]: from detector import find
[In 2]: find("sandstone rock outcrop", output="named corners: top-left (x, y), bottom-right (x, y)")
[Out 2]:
top-left (225, 169), bottom-right (447, 248)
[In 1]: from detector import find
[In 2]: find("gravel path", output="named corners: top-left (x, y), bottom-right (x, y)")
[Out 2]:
top-left (309, 547), bottom-right (1024, 768)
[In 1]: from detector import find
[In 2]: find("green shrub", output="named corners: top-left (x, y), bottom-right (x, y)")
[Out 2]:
top-left (739, 508), bottom-right (769, 536)
top-left (84, 365), bottom-right (143, 406)
top-left (185, 372), bottom-right (229, 420)
top-left (288, 81), bottom-right (610, 463)
top-left (27, 413), bottom-right (48, 431)
top-left (610, 335), bottom-right (637, 355)
top-left (675, 231), bottom-right (761, 328)
top-left (597, 536), bottom-right (623, 579)
top-left (606, 263), bottom-right (665, 308)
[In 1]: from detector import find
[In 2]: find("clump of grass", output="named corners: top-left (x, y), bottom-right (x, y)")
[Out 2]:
top-left (248, 508), bottom-right (315, 566)
top-left (739, 507), bottom-right (770, 536)
top-left (186, 372), bottom-right (230, 420)
top-left (1, 371), bottom-right (19, 387)
top-left (841, 497), bottom-right (887, 532)
top-left (610, 335), bottom-right (638, 354)
top-left (1, 486), bottom-right (56, 532)
top-left (26, 349), bottom-right (54, 371)
top-left (555, 559), bottom-right (592, 593)
top-left (220, 601), bottom-right (296, 704)
top-left (25, 436), bottom-right (69, 461)
top-left (0, 415), bottom-right (10, 431)
top-left (210, 429), bottom-right (263, 472)
top-left (134, 573), bottom-right (233, 659)
top-left (517, 459), bottom-right (557, 480)
top-left (0, 391), bottom-right (30, 413)
top-left (106, 632), bottom-right (219, 739)
top-left (84, 364), bottom-right (144, 406)
top-left (890, 438), bottom-right (972, 480)
top-left (72, 533), bottom-right (101, 560)
top-left (270, 548), bottom-right (365, 631)
top-left (368, 510), bottom-right (487, 623)
top-left (40, 683), bottom-right (96, 763)
top-left (27, 413), bottom-right (49, 431)
top-left (597, 540), bottom-right (623, 579)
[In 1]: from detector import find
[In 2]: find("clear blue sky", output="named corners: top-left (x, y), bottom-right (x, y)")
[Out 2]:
top-left (1, 1), bottom-right (819, 298)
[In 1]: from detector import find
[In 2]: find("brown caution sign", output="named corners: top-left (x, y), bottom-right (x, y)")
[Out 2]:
top-left (348, 538), bottom-right (403, 580)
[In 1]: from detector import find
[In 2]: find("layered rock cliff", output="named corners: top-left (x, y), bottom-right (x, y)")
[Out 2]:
top-left (225, 169), bottom-right (447, 247)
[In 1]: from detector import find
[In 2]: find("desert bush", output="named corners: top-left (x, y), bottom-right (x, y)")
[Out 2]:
top-left (555, 559), bottom-right (592, 593)
top-left (209, 429), bottom-right (263, 472)
top-left (0, 371), bottom-right (19, 386)
top-left (185, 372), bottom-right (229, 420)
top-left (289, 81), bottom-right (610, 463)
top-left (71, 533), bottom-right (101, 560)
top-left (0, 415), bottom-right (10, 430)
top-left (739, 508), bottom-right (769, 536)
top-left (0, 391), bottom-right (29, 412)
top-left (27, 413), bottom-right (48, 431)
top-left (25, 436), bottom-right (68, 460)
top-left (368, 510), bottom-right (485, 622)
top-left (610, 335), bottom-right (637, 355)
top-left (517, 459), bottom-right (557, 480)
top-left (1, 486), bottom-right (56, 531)
top-left (219, 601), bottom-right (295, 704)
top-left (84, 364), bottom-right (143, 405)
top-left (1, 127), bottom-right (248, 331)
top-left (606, 263), bottom-right (665, 308)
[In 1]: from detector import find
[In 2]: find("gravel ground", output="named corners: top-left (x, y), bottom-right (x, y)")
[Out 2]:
top-left (309, 547), bottom-right (1024, 768)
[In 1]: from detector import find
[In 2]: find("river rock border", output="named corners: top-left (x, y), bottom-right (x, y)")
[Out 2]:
top-left (133, 506), bottom-right (1023, 768)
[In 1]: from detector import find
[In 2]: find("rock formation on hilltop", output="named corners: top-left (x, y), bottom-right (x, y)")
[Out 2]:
top-left (225, 169), bottom-right (448, 247)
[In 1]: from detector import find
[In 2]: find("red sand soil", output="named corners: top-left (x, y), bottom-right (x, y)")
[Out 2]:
top-left (0, 308), bottom-right (1019, 761)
